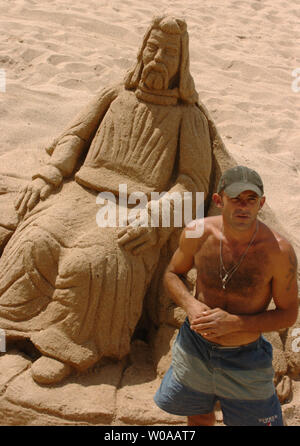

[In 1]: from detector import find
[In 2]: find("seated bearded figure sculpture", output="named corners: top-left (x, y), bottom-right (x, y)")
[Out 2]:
top-left (0, 16), bottom-right (221, 384)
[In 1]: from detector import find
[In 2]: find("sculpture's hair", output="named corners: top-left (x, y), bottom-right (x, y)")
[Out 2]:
top-left (124, 15), bottom-right (198, 104)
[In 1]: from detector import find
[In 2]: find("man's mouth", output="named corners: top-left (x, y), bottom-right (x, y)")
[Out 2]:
top-left (234, 214), bottom-right (250, 219)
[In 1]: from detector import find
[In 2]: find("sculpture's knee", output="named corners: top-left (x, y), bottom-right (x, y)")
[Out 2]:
top-left (56, 249), bottom-right (91, 289)
top-left (0, 226), bottom-right (14, 256)
top-left (22, 227), bottom-right (57, 255)
top-left (22, 227), bottom-right (60, 283)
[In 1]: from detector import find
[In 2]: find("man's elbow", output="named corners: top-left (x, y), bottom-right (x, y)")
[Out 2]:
top-left (163, 269), bottom-right (176, 289)
top-left (286, 302), bottom-right (299, 328)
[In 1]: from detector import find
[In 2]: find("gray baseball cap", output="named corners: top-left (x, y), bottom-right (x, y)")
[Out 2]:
top-left (217, 165), bottom-right (264, 198)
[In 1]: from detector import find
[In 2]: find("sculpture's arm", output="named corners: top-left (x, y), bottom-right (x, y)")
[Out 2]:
top-left (15, 85), bottom-right (121, 216)
top-left (152, 105), bottom-right (212, 246)
top-left (118, 105), bottom-right (213, 255)
top-left (33, 84), bottom-right (121, 185)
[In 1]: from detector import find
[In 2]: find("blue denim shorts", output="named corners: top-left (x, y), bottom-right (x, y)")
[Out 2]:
top-left (154, 318), bottom-right (283, 426)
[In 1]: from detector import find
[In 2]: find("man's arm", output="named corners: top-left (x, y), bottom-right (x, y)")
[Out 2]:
top-left (163, 222), bottom-right (210, 323)
top-left (238, 239), bottom-right (298, 332)
top-left (191, 238), bottom-right (298, 337)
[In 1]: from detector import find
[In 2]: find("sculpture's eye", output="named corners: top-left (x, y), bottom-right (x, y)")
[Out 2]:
top-left (146, 42), bottom-right (158, 52)
top-left (165, 47), bottom-right (178, 57)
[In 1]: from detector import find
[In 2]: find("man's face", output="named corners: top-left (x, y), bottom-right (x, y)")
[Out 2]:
top-left (213, 190), bottom-right (265, 231)
top-left (141, 29), bottom-right (181, 90)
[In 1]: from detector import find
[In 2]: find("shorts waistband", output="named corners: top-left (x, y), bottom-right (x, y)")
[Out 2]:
top-left (184, 318), bottom-right (261, 351)
top-left (198, 333), bottom-right (261, 350)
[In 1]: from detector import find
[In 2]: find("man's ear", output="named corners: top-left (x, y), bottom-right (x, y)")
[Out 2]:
top-left (212, 193), bottom-right (223, 208)
top-left (259, 196), bottom-right (266, 209)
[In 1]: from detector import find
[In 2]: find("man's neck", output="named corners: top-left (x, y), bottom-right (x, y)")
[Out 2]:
top-left (222, 218), bottom-right (259, 246)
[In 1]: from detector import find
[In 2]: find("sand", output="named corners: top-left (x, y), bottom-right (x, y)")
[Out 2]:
top-left (0, 0), bottom-right (299, 426)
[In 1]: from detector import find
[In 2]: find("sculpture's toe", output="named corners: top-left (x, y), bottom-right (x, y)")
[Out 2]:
top-left (31, 356), bottom-right (72, 384)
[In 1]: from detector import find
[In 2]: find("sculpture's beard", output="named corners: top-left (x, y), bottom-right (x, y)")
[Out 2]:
top-left (141, 61), bottom-right (169, 91)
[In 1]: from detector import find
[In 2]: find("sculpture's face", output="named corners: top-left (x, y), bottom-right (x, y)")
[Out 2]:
top-left (141, 29), bottom-right (181, 90)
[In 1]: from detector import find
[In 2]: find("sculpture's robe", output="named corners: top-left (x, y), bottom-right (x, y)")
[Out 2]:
top-left (0, 85), bottom-right (213, 370)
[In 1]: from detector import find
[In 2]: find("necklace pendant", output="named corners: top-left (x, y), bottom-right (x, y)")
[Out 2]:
top-left (221, 274), bottom-right (228, 289)
top-left (219, 221), bottom-right (259, 292)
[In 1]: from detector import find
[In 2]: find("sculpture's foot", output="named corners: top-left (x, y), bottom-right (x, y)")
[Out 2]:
top-left (31, 356), bottom-right (72, 384)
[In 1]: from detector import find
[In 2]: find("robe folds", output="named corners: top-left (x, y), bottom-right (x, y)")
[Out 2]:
top-left (0, 85), bottom-right (214, 370)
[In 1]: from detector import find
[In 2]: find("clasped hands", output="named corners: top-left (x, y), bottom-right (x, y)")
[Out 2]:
top-left (189, 306), bottom-right (240, 340)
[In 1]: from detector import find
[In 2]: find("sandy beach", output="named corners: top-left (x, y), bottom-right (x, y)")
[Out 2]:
top-left (0, 0), bottom-right (299, 426)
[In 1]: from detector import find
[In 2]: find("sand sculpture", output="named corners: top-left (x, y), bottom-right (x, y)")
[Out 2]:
top-left (0, 15), bottom-right (298, 425)
top-left (0, 15), bottom-right (227, 385)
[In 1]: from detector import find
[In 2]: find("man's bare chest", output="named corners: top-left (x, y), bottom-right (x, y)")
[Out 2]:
top-left (194, 242), bottom-right (272, 310)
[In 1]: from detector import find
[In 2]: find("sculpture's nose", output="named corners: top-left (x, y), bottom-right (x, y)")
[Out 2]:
top-left (154, 47), bottom-right (164, 62)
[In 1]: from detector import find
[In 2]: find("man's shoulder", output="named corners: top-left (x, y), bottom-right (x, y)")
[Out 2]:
top-left (182, 216), bottom-right (220, 242)
top-left (260, 221), bottom-right (297, 265)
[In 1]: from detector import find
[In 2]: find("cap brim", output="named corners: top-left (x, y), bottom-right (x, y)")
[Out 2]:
top-left (224, 182), bottom-right (263, 198)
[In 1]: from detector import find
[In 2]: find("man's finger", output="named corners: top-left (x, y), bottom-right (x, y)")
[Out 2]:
top-left (191, 314), bottom-right (215, 325)
top-left (202, 332), bottom-right (218, 340)
top-left (205, 308), bottom-right (221, 314)
top-left (190, 321), bottom-right (214, 331)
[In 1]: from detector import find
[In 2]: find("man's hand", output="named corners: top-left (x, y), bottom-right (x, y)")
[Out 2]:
top-left (186, 299), bottom-right (211, 327)
top-left (190, 307), bottom-right (240, 338)
top-left (14, 178), bottom-right (53, 217)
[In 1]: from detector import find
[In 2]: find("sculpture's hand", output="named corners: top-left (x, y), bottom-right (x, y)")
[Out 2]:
top-left (14, 178), bottom-right (53, 217)
top-left (117, 224), bottom-right (158, 255)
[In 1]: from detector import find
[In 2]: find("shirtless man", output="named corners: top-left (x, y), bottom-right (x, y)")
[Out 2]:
top-left (154, 165), bottom-right (298, 426)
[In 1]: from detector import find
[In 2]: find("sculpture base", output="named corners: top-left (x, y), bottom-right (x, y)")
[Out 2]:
top-left (0, 341), bottom-right (186, 426)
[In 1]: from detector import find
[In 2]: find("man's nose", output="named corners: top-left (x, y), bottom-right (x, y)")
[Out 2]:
top-left (237, 200), bottom-right (248, 208)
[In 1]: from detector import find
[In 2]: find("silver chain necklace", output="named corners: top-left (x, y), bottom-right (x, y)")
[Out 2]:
top-left (219, 221), bottom-right (259, 290)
